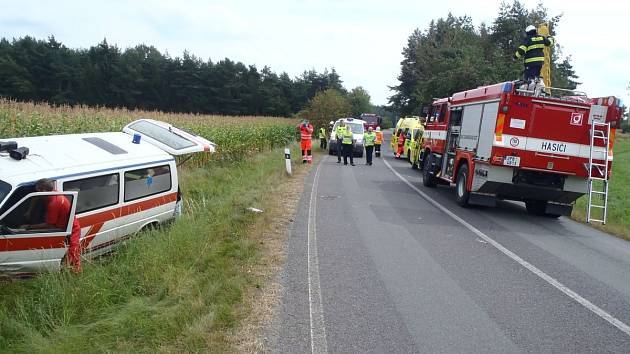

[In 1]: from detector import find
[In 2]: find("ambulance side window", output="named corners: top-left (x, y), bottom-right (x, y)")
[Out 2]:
top-left (124, 165), bottom-right (172, 202)
top-left (0, 180), bottom-right (10, 205)
top-left (0, 184), bottom-right (36, 216)
top-left (0, 194), bottom-right (74, 234)
top-left (63, 173), bottom-right (120, 214)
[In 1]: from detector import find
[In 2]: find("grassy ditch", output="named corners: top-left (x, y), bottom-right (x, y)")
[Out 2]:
top-left (0, 145), bottom-right (305, 353)
top-left (572, 133), bottom-right (630, 241)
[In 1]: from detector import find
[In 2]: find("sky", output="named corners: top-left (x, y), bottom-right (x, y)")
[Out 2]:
top-left (0, 0), bottom-right (628, 106)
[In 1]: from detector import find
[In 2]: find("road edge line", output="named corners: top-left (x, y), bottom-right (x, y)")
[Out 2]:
top-left (308, 156), bottom-right (328, 353)
top-left (382, 157), bottom-right (630, 337)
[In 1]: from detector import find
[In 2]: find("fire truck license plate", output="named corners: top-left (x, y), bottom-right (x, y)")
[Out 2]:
top-left (503, 156), bottom-right (520, 167)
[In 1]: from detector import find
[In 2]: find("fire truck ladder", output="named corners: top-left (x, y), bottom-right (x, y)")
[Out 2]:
top-left (586, 121), bottom-right (611, 224)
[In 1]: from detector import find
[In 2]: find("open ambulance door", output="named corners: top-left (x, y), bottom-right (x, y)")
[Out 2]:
top-left (123, 119), bottom-right (217, 155)
top-left (0, 191), bottom-right (78, 274)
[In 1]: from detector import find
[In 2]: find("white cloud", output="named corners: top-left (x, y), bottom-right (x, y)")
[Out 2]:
top-left (0, 0), bottom-right (628, 106)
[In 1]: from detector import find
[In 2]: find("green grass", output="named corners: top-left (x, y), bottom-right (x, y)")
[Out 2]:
top-left (0, 145), bottom-right (304, 353)
top-left (572, 133), bottom-right (630, 240)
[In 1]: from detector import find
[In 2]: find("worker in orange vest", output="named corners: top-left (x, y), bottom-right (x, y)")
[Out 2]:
top-left (298, 119), bottom-right (314, 164)
top-left (395, 129), bottom-right (406, 158)
top-left (374, 126), bottom-right (383, 157)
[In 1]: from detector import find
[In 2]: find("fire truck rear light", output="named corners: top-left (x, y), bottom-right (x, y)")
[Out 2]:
top-left (502, 105), bottom-right (509, 113)
top-left (609, 129), bottom-right (616, 157)
top-left (495, 113), bottom-right (506, 141)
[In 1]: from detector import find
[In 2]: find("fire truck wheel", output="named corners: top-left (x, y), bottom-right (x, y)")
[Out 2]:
top-left (423, 154), bottom-right (437, 188)
top-left (455, 164), bottom-right (470, 207)
top-left (418, 151), bottom-right (426, 171)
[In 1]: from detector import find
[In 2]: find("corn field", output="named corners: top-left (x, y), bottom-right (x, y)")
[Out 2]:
top-left (0, 99), bottom-right (298, 163)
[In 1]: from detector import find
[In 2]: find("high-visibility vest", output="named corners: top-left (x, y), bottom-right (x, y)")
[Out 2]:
top-left (336, 126), bottom-right (347, 140)
top-left (364, 132), bottom-right (376, 147)
top-left (319, 127), bottom-right (326, 139)
top-left (375, 131), bottom-right (383, 144)
top-left (342, 129), bottom-right (354, 145)
top-left (300, 124), bottom-right (313, 140)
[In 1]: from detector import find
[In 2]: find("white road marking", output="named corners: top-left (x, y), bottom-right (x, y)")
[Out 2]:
top-left (382, 157), bottom-right (630, 337)
top-left (307, 157), bottom-right (328, 354)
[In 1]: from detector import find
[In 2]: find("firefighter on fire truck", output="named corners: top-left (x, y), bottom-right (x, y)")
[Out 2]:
top-left (513, 25), bottom-right (554, 83)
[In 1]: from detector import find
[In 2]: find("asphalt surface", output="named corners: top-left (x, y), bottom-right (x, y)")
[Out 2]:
top-left (269, 132), bottom-right (630, 353)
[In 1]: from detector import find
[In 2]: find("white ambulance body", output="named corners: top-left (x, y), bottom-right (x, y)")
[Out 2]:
top-left (0, 119), bottom-right (215, 275)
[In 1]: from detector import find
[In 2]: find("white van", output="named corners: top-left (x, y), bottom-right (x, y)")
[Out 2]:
top-left (327, 118), bottom-right (366, 157)
top-left (0, 119), bottom-right (215, 275)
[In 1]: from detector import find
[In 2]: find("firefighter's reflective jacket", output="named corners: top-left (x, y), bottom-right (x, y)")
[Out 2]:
top-left (514, 35), bottom-right (554, 64)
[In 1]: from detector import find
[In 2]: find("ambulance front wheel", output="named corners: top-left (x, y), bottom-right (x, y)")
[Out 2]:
top-left (455, 164), bottom-right (470, 207)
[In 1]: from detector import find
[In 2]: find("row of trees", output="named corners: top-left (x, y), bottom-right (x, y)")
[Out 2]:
top-left (295, 86), bottom-right (380, 131)
top-left (0, 36), bottom-right (359, 116)
top-left (389, 0), bottom-right (580, 115)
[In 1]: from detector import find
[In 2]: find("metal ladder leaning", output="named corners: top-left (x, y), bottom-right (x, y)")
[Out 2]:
top-left (586, 121), bottom-right (611, 224)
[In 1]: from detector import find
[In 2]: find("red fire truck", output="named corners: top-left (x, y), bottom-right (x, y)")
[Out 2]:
top-left (419, 81), bottom-right (622, 218)
top-left (360, 113), bottom-right (383, 131)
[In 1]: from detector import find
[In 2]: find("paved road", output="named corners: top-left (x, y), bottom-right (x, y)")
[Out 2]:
top-left (269, 132), bottom-right (630, 353)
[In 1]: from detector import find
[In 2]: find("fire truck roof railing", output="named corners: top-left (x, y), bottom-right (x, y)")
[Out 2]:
top-left (515, 84), bottom-right (588, 103)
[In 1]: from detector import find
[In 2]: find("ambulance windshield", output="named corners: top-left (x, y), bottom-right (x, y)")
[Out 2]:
top-left (0, 180), bottom-right (10, 206)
